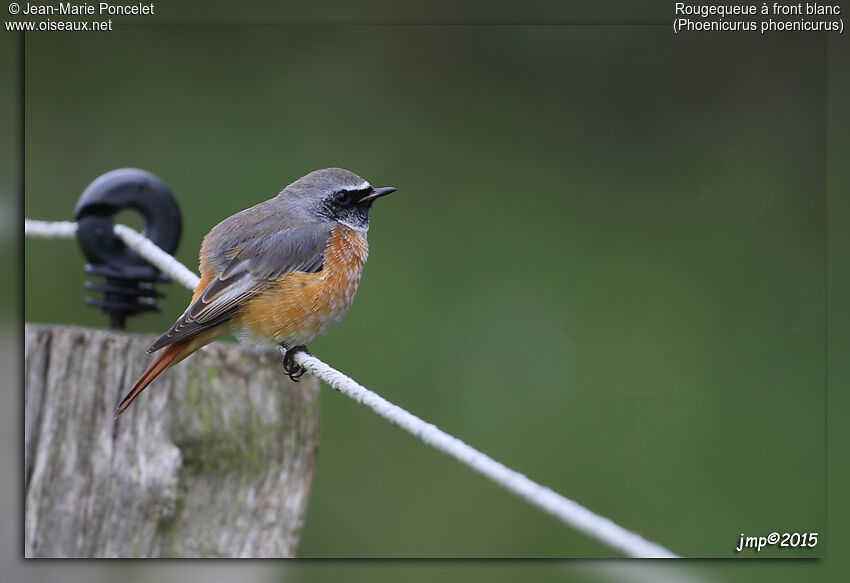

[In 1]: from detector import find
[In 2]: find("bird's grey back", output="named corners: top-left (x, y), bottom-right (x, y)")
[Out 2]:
top-left (200, 168), bottom-right (368, 274)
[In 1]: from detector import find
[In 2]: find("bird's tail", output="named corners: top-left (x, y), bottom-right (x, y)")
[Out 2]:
top-left (114, 341), bottom-right (189, 418)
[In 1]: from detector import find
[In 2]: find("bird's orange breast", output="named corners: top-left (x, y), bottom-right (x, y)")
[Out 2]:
top-left (236, 225), bottom-right (369, 346)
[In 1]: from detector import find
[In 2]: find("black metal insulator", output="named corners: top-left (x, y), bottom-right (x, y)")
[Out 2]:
top-left (74, 168), bottom-right (182, 329)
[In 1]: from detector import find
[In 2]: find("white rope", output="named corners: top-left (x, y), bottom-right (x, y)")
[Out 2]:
top-left (291, 352), bottom-right (678, 558)
top-left (113, 224), bottom-right (201, 290)
top-left (26, 219), bottom-right (201, 290)
top-left (24, 217), bottom-right (679, 558)
top-left (24, 219), bottom-right (78, 238)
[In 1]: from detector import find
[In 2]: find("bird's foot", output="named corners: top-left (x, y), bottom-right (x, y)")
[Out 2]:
top-left (281, 345), bottom-right (310, 382)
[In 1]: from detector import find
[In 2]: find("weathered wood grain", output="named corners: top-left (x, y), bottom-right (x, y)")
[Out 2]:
top-left (24, 323), bottom-right (320, 558)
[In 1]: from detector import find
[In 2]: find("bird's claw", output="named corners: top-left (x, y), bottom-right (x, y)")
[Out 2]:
top-left (282, 345), bottom-right (310, 382)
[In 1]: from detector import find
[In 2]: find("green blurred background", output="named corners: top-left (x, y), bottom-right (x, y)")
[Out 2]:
top-left (22, 25), bottom-right (825, 559)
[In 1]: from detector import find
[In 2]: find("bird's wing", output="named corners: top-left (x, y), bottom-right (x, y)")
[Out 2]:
top-left (147, 223), bottom-right (333, 352)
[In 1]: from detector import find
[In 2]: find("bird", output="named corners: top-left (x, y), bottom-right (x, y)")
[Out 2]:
top-left (114, 167), bottom-right (397, 417)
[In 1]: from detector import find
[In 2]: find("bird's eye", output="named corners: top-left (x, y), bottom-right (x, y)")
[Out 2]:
top-left (334, 190), bottom-right (350, 204)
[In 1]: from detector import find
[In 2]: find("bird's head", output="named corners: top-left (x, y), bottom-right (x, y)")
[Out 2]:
top-left (283, 168), bottom-right (397, 232)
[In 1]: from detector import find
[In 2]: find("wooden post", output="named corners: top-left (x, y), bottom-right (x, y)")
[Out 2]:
top-left (24, 323), bottom-right (320, 558)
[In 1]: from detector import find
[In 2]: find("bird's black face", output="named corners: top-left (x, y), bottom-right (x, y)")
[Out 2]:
top-left (319, 184), bottom-right (397, 232)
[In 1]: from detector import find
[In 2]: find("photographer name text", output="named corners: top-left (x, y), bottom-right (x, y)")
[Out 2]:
top-left (16, 2), bottom-right (153, 16)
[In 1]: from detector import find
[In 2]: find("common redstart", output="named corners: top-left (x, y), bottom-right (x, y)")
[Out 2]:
top-left (115, 168), bottom-right (397, 417)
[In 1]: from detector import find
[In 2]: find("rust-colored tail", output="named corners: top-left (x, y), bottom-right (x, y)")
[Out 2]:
top-left (115, 342), bottom-right (188, 418)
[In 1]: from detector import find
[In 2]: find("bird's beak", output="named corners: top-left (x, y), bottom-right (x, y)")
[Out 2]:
top-left (358, 186), bottom-right (397, 203)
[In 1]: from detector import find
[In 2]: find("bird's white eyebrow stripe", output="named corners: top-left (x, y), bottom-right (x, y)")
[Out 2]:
top-left (351, 182), bottom-right (371, 192)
